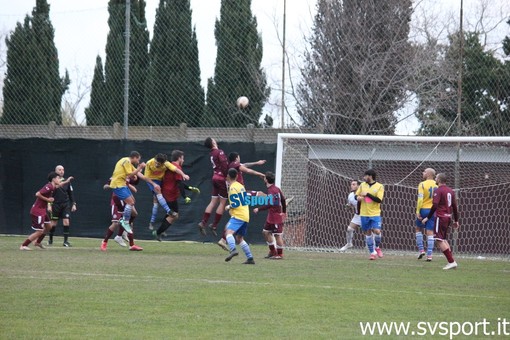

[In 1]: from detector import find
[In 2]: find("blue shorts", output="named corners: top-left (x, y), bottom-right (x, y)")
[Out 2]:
top-left (360, 216), bottom-right (382, 231)
top-left (416, 208), bottom-right (434, 231)
top-left (113, 187), bottom-right (133, 200)
top-left (146, 180), bottom-right (162, 194)
top-left (226, 217), bottom-right (249, 237)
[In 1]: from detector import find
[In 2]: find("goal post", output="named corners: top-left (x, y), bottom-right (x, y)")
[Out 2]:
top-left (276, 133), bottom-right (510, 257)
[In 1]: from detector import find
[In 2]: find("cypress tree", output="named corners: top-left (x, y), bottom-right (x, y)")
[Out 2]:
top-left (85, 56), bottom-right (106, 125)
top-left (205, 0), bottom-right (269, 127)
top-left (102, 0), bottom-right (149, 126)
top-left (2, 0), bottom-right (69, 125)
top-left (144, 0), bottom-right (204, 127)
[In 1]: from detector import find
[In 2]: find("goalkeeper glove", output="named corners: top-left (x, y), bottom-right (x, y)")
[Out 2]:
top-left (184, 197), bottom-right (192, 204)
top-left (189, 186), bottom-right (200, 194)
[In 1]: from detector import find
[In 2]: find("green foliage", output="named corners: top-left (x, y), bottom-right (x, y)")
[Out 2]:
top-left (2, 0), bottom-right (69, 125)
top-left (84, 56), bottom-right (106, 125)
top-left (101, 0), bottom-right (150, 126)
top-left (144, 0), bottom-right (204, 127)
top-left (298, 0), bottom-right (412, 134)
top-left (1, 236), bottom-right (508, 338)
top-left (205, 0), bottom-right (270, 128)
top-left (417, 31), bottom-right (510, 136)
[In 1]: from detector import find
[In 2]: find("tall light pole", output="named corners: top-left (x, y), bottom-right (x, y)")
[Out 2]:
top-left (281, 0), bottom-right (287, 129)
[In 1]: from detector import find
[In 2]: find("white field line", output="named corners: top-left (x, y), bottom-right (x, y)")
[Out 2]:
top-left (1, 269), bottom-right (508, 301)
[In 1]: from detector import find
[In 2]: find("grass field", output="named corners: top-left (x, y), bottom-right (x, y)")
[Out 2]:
top-left (1, 235), bottom-right (509, 339)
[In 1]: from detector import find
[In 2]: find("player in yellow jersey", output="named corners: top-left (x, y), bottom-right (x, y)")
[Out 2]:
top-left (144, 153), bottom-right (190, 230)
top-left (223, 168), bottom-right (255, 264)
top-left (109, 151), bottom-right (158, 236)
top-left (415, 168), bottom-right (437, 261)
top-left (356, 169), bottom-right (385, 260)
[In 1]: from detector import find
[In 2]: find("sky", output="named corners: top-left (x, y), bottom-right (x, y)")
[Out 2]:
top-left (0, 0), bottom-right (508, 133)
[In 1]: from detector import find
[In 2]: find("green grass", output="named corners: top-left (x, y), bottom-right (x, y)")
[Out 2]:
top-left (1, 236), bottom-right (509, 339)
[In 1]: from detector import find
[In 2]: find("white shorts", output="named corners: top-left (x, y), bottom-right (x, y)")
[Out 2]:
top-left (350, 214), bottom-right (361, 226)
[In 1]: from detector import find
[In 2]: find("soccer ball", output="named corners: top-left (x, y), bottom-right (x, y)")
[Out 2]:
top-left (236, 96), bottom-right (249, 109)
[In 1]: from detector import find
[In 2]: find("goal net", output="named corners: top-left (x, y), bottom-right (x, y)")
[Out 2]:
top-left (276, 134), bottom-right (510, 257)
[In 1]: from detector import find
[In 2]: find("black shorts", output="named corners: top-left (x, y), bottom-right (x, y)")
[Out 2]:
top-left (167, 201), bottom-right (179, 214)
top-left (51, 202), bottom-right (71, 220)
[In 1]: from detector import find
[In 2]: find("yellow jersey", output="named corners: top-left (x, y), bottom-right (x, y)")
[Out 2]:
top-left (356, 181), bottom-right (384, 217)
top-left (228, 181), bottom-right (249, 222)
top-left (144, 158), bottom-right (177, 181)
top-left (110, 157), bottom-right (135, 188)
top-left (416, 179), bottom-right (437, 213)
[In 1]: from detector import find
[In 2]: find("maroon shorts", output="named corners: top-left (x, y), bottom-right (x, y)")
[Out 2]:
top-left (433, 216), bottom-right (451, 241)
top-left (264, 222), bottom-right (284, 234)
top-left (31, 213), bottom-right (50, 230)
top-left (212, 178), bottom-right (228, 199)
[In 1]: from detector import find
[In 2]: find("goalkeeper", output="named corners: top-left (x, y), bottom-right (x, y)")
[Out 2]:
top-left (152, 150), bottom-right (200, 241)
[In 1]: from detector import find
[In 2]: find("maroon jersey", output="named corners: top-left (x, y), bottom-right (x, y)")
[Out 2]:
top-left (431, 185), bottom-right (458, 220)
top-left (162, 162), bottom-right (183, 202)
top-left (258, 184), bottom-right (286, 224)
top-left (210, 148), bottom-right (228, 179)
top-left (228, 160), bottom-right (244, 185)
top-left (30, 183), bottom-right (56, 215)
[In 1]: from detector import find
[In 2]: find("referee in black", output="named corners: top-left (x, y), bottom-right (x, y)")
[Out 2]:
top-left (48, 165), bottom-right (76, 246)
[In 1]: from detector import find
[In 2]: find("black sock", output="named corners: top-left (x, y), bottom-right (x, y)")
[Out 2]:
top-left (49, 226), bottom-right (56, 240)
top-left (63, 225), bottom-right (70, 242)
top-left (157, 219), bottom-right (171, 235)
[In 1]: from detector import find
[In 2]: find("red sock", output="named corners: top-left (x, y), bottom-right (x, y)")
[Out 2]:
top-left (128, 233), bottom-right (134, 246)
top-left (22, 239), bottom-right (31, 247)
top-left (268, 244), bottom-right (276, 256)
top-left (201, 213), bottom-right (211, 225)
top-left (129, 216), bottom-right (136, 224)
top-left (36, 233), bottom-right (46, 243)
top-left (211, 213), bottom-right (222, 229)
top-left (104, 229), bottom-right (114, 242)
top-left (277, 247), bottom-right (283, 256)
top-left (443, 248), bottom-right (454, 263)
top-left (117, 226), bottom-right (125, 236)
top-left (221, 229), bottom-right (227, 240)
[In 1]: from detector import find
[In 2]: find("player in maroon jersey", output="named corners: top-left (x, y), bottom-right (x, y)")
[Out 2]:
top-left (101, 177), bottom-right (143, 251)
top-left (153, 150), bottom-right (200, 241)
top-left (421, 173), bottom-right (460, 270)
top-left (198, 137), bottom-right (229, 236)
top-left (253, 171), bottom-right (288, 259)
top-left (20, 172), bottom-right (73, 250)
top-left (215, 152), bottom-right (266, 250)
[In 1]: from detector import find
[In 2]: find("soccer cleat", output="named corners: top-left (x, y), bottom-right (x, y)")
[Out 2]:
top-left (148, 222), bottom-right (155, 230)
top-left (217, 238), bottom-right (229, 252)
top-left (426, 256), bottom-right (432, 262)
top-left (375, 247), bottom-right (384, 258)
top-left (286, 196), bottom-right (295, 207)
top-left (339, 243), bottom-right (353, 252)
top-left (20, 245), bottom-right (32, 251)
top-left (208, 224), bottom-right (218, 237)
top-left (152, 230), bottom-right (162, 242)
top-left (169, 210), bottom-right (178, 217)
top-left (243, 258), bottom-right (255, 264)
top-left (270, 255), bottom-right (283, 260)
top-left (119, 218), bottom-right (133, 234)
top-left (114, 235), bottom-right (127, 247)
top-left (198, 222), bottom-right (207, 236)
top-left (48, 239), bottom-right (53, 245)
top-left (264, 253), bottom-right (276, 259)
top-left (417, 251), bottom-right (426, 260)
top-left (189, 186), bottom-right (200, 194)
top-left (369, 254), bottom-right (376, 260)
top-left (34, 242), bottom-right (46, 249)
top-left (129, 244), bottom-right (143, 251)
top-left (63, 241), bottom-right (72, 247)
top-left (100, 241), bottom-right (107, 252)
top-left (225, 249), bottom-right (239, 262)
top-left (443, 261), bottom-right (458, 270)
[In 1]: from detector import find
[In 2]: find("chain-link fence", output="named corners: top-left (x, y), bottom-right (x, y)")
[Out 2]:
top-left (0, 0), bottom-right (509, 141)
